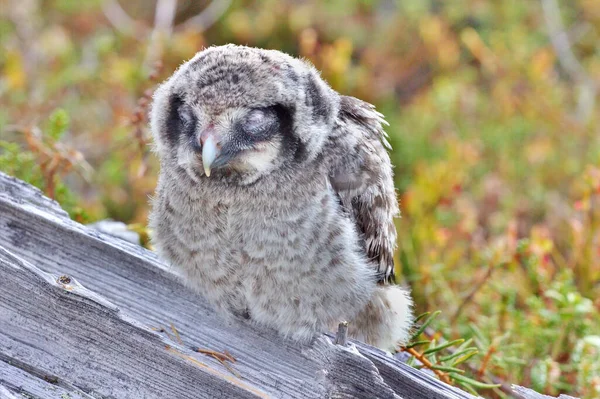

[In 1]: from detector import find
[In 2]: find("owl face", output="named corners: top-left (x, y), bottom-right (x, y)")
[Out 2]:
top-left (151, 45), bottom-right (340, 185)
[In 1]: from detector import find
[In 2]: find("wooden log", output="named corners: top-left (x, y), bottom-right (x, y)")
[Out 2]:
top-left (0, 172), bottom-right (579, 399)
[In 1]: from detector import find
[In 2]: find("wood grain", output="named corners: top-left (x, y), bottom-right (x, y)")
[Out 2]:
top-left (0, 172), bottom-right (578, 399)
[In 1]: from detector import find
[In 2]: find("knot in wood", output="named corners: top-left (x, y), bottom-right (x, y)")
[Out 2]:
top-left (57, 275), bottom-right (71, 285)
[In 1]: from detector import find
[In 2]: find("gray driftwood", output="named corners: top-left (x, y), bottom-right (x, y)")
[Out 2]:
top-left (0, 172), bottom-right (578, 399)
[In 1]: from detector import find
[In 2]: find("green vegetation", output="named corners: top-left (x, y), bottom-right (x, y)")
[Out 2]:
top-left (1, 1), bottom-right (599, 397)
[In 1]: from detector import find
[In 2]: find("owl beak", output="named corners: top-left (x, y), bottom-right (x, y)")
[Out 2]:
top-left (201, 134), bottom-right (219, 177)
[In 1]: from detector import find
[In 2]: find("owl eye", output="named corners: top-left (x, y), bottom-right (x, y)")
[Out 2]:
top-left (242, 108), bottom-right (276, 135)
top-left (166, 94), bottom-right (189, 146)
top-left (178, 105), bottom-right (195, 126)
top-left (166, 94), bottom-right (198, 149)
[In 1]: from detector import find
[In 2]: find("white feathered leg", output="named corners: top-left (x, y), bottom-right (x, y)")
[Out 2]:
top-left (348, 285), bottom-right (414, 350)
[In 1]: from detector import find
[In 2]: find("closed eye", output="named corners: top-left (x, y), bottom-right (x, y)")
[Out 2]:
top-left (179, 106), bottom-right (195, 127)
top-left (165, 94), bottom-right (185, 146)
top-left (166, 94), bottom-right (198, 148)
top-left (241, 107), bottom-right (278, 136)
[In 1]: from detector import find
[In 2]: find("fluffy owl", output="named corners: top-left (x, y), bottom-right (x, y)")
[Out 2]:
top-left (149, 45), bottom-right (413, 350)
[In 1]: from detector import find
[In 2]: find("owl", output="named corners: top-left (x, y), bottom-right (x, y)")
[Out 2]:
top-left (148, 45), bottom-right (413, 350)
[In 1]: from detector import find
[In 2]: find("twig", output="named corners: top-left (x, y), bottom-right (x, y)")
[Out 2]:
top-left (178, 0), bottom-right (232, 32)
top-left (167, 346), bottom-right (243, 380)
top-left (102, 0), bottom-right (146, 39)
top-left (540, 0), bottom-right (597, 122)
top-left (102, 0), bottom-right (231, 73)
top-left (16, 125), bottom-right (90, 198)
top-left (193, 346), bottom-right (240, 377)
top-left (540, 0), bottom-right (593, 85)
top-left (477, 345), bottom-right (496, 377)
top-left (103, 0), bottom-right (231, 38)
top-left (423, 327), bottom-right (515, 396)
top-left (170, 322), bottom-right (183, 345)
top-left (210, 354), bottom-right (241, 378)
top-left (162, 323), bottom-right (240, 378)
top-left (154, 0), bottom-right (178, 37)
top-left (334, 321), bottom-right (348, 346)
top-left (154, 325), bottom-right (174, 341)
top-left (223, 350), bottom-right (236, 362)
top-left (403, 347), bottom-right (452, 384)
top-left (129, 63), bottom-right (162, 177)
top-left (450, 263), bottom-right (498, 323)
top-left (193, 347), bottom-right (236, 363)
top-left (144, 0), bottom-right (178, 69)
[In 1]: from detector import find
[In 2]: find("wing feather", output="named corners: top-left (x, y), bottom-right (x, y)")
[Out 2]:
top-left (327, 96), bottom-right (399, 283)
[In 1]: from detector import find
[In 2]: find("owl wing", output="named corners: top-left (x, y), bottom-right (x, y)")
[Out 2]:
top-left (327, 95), bottom-right (400, 284)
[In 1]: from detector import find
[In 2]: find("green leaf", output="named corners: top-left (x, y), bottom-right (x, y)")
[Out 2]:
top-left (47, 108), bottom-right (70, 141)
top-left (455, 338), bottom-right (474, 351)
top-left (413, 311), bottom-right (431, 324)
top-left (468, 323), bottom-right (490, 347)
top-left (439, 348), bottom-right (478, 363)
top-left (451, 350), bottom-right (479, 366)
top-left (406, 340), bottom-right (431, 349)
top-left (410, 310), bottom-right (441, 341)
top-left (423, 339), bottom-right (464, 355)
top-left (457, 382), bottom-right (479, 396)
top-left (449, 373), bottom-right (501, 389)
top-left (429, 364), bottom-right (465, 373)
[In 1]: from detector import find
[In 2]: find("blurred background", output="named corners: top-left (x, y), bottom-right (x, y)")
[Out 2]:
top-left (1, 0), bottom-right (599, 397)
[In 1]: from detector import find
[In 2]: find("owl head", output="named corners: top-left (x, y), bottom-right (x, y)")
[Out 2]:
top-left (150, 45), bottom-right (340, 185)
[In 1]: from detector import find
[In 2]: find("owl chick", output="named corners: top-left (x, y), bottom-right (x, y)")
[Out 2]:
top-left (149, 45), bottom-right (413, 350)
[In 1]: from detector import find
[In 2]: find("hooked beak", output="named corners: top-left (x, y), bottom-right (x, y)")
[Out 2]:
top-left (201, 134), bottom-right (219, 177)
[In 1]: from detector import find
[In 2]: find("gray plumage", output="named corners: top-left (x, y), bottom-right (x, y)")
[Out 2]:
top-left (148, 45), bottom-right (413, 349)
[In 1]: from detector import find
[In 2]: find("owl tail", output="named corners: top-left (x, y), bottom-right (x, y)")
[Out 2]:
top-left (348, 285), bottom-right (414, 351)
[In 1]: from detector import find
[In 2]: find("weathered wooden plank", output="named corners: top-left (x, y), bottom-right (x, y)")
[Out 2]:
top-left (1, 353), bottom-right (97, 399)
top-left (0, 172), bottom-right (580, 399)
top-left (0, 178), bottom-right (327, 398)
top-left (0, 171), bottom-right (479, 399)
top-left (353, 342), bottom-right (477, 399)
top-left (0, 246), bottom-right (268, 399)
top-left (0, 173), bottom-right (68, 220)
top-left (0, 242), bottom-right (411, 399)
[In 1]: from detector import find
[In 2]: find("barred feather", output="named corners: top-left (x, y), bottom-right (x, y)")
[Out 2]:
top-left (327, 96), bottom-right (399, 283)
